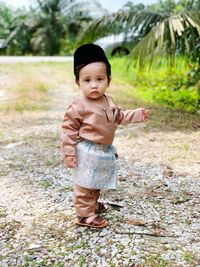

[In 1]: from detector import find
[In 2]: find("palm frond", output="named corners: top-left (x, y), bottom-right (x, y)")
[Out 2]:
top-left (76, 10), bottom-right (165, 46)
top-left (59, 0), bottom-right (106, 17)
top-left (127, 11), bottom-right (200, 68)
top-left (77, 8), bottom-right (200, 67)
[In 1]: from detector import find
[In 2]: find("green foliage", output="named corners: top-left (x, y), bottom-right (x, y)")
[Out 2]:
top-left (0, 2), bottom-right (13, 38)
top-left (38, 180), bottom-right (52, 189)
top-left (148, 0), bottom-right (200, 13)
top-left (1, 0), bottom-right (105, 55)
top-left (0, 4), bottom-right (34, 55)
top-left (174, 191), bottom-right (191, 204)
top-left (145, 253), bottom-right (170, 267)
top-left (1, 0), bottom-right (199, 60)
top-left (183, 251), bottom-right (195, 262)
top-left (111, 57), bottom-right (200, 113)
top-left (78, 255), bottom-right (86, 267)
top-left (77, 1), bottom-right (200, 68)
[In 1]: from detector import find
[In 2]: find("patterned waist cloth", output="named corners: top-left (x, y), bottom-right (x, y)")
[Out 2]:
top-left (74, 140), bottom-right (117, 190)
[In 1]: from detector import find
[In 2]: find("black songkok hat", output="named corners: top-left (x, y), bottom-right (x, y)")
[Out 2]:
top-left (73, 43), bottom-right (110, 75)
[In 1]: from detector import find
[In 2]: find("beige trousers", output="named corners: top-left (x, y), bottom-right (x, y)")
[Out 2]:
top-left (74, 185), bottom-right (100, 217)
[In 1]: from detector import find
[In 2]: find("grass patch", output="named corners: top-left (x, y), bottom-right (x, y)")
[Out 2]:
top-left (109, 57), bottom-right (200, 131)
top-left (173, 192), bottom-right (192, 204)
top-left (78, 255), bottom-right (86, 267)
top-left (44, 156), bottom-right (61, 167)
top-left (58, 185), bottom-right (73, 192)
top-left (1, 81), bottom-right (50, 112)
top-left (182, 251), bottom-right (197, 265)
top-left (145, 254), bottom-right (171, 267)
top-left (110, 57), bottom-right (200, 114)
top-left (37, 180), bottom-right (53, 189)
top-left (0, 207), bottom-right (7, 218)
top-left (0, 62), bottom-right (71, 113)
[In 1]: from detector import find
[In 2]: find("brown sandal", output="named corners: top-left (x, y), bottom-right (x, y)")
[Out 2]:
top-left (77, 215), bottom-right (109, 228)
top-left (95, 202), bottom-right (108, 213)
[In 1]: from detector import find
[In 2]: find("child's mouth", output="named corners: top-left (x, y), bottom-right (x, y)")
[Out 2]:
top-left (90, 91), bottom-right (99, 95)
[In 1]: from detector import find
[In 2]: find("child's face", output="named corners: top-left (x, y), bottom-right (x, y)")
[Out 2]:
top-left (76, 62), bottom-right (111, 99)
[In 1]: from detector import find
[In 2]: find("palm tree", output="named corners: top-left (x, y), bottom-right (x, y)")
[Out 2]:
top-left (0, 5), bottom-right (33, 55)
top-left (58, 0), bottom-right (106, 51)
top-left (76, 0), bottom-right (200, 67)
top-left (2, 0), bottom-right (106, 55)
top-left (0, 3), bottom-right (13, 40)
top-left (30, 0), bottom-right (106, 55)
top-left (27, 0), bottom-right (67, 55)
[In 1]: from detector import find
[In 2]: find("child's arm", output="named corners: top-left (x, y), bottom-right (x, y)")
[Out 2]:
top-left (116, 107), bottom-right (149, 125)
top-left (61, 100), bottom-right (84, 167)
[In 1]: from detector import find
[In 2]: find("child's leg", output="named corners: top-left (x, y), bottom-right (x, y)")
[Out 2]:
top-left (95, 191), bottom-right (108, 213)
top-left (74, 185), bottom-right (108, 228)
top-left (74, 185), bottom-right (100, 217)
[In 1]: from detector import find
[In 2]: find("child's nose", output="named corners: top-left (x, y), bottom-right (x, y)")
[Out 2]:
top-left (91, 81), bottom-right (97, 88)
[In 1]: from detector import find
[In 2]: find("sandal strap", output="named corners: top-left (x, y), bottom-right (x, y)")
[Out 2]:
top-left (78, 215), bottom-right (107, 227)
top-left (88, 215), bottom-right (106, 226)
top-left (96, 202), bottom-right (107, 213)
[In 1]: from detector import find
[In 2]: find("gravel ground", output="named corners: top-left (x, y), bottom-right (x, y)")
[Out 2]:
top-left (0, 77), bottom-right (200, 267)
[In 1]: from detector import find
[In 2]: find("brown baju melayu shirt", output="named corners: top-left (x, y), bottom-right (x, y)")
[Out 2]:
top-left (61, 94), bottom-right (144, 156)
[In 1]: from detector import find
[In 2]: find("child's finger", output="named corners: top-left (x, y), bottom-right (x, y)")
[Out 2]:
top-left (64, 157), bottom-right (76, 168)
top-left (72, 157), bottom-right (77, 167)
top-left (142, 109), bottom-right (149, 121)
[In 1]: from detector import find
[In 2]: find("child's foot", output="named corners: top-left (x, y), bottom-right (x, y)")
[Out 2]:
top-left (77, 214), bottom-right (109, 228)
top-left (95, 202), bottom-right (108, 213)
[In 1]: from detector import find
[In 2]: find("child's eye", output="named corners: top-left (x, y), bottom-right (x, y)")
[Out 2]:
top-left (84, 79), bottom-right (90, 82)
top-left (97, 77), bottom-right (103, 81)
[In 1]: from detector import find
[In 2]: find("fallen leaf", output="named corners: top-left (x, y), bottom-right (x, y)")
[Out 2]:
top-left (151, 228), bottom-right (168, 237)
top-left (125, 219), bottom-right (147, 226)
top-left (163, 165), bottom-right (174, 177)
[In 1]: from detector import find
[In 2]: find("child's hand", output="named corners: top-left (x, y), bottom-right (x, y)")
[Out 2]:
top-left (142, 109), bottom-right (149, 121)
top-left (64, 156), bottom-right (77, 168)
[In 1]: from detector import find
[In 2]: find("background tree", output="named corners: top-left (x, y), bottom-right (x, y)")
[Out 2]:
top-left (27, 0), bottom-right (67, 55)
top-left (0, 2), bottom-right (13, 40)
top-left (1, 0), bottom-right (105, 55)
top-left (76, 0), bottom-right (200, 67)
top-left (122, 1), bottom-right (145, 12)
top-left (0, 3), bottom-right (34, 55)
top-left (58, 0), bottom-right (106, 54)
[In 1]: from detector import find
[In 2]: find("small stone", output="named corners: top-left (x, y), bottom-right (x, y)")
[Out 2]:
top-left (28, 244), bottom-right (42, 250)
top-left (99, 229), bottom-right (110, 237)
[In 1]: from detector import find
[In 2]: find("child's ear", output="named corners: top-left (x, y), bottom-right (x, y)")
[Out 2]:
top-left (108, 77), bottom-right (112, 85)
top-left (76, 79), bottom-right (80, 86)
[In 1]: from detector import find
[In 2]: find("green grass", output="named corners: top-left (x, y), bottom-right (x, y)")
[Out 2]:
top-left (37, 180), bottom-right (53, 189)
top-left (145, 254), bottom-right (171, 267)
top-left (78, 256), bottom-right (86, 267)
top-left (0, 207), bottom-right (7, 218)
top-left (0, 62), bottom-right (71, 113)
top-left (182, 251), bottom-right (195, 264)
top-left (109, 57), bottom-right (200, 131)
top-left (44, 157), bottom-right (61, 167)
top-left (110, 57), bottom-right (200, 113)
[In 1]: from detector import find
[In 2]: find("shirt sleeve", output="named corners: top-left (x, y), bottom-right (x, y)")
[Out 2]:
top-left (61, 99), bottom-right (84, 156)
top-left (108, 95), bottom-right (144, 125)
top-left (117, 108), bottom-right (144, 125)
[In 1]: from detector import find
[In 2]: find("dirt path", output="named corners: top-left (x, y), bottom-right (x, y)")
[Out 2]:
top-left (0, 67), bottom-right (200, 267)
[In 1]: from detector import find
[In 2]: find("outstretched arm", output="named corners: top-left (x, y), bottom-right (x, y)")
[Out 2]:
top-left (117, 107), bottom-right (149, 125)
